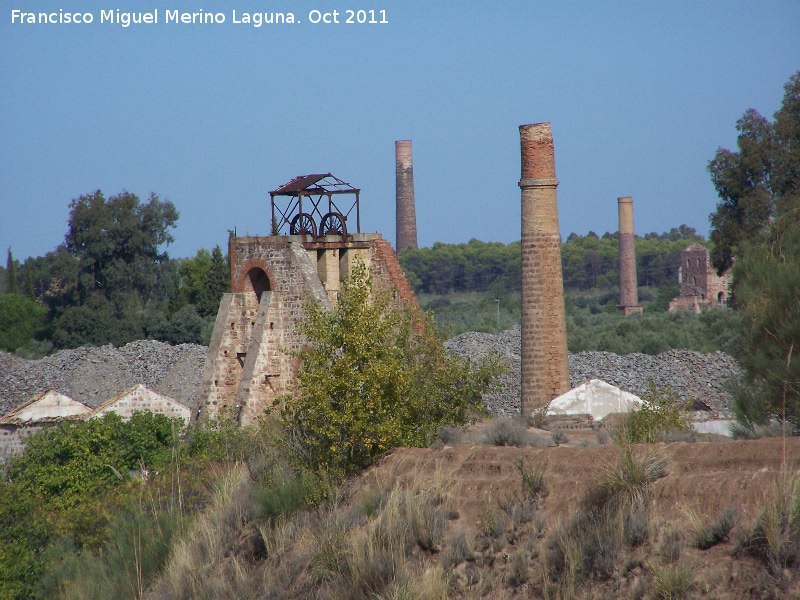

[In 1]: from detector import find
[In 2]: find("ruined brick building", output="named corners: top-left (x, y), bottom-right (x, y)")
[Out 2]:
top-left (197, 174), bottom-right (418, 425)
top-left (668, 242), bottom-right (732, 312)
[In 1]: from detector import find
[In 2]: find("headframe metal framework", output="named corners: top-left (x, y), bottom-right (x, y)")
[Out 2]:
top-left (269, 173), bottom-right (360, 239)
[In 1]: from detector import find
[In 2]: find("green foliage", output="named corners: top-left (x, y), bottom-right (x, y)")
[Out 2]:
top-left (623, 382), bottom-right (692, 444)
top-left (708, 71), bottom-right (800, 431)
top-left (174, 245), bottom-right (230, 318)
top-left (568, 308), bottom-right (741, 355)
top-left (146, 304), bottom-right (209, 345)
top-left (277, 260), bottom-right (501, 476)
top-left (0, 413), bottom-right (181, 598)
top-left (0, 415), bottom-right (260, 599)
top-left (730, 226), bottom-right (800, 430)
top-left (0, 293), bottom-right (47, 351)
top-left (708, 71), bottom-right (800, 274)
top-left (400, 228), bottom-right (704, 298)
top-left (65, 190), bottom-right (178, 302)
top-left (6, 247), bottom-right (19, 294)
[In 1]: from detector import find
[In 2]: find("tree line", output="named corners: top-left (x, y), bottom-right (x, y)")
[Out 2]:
top-left (1, 190), bottom-right (230, 355)
top-left (398, 224), bottom-right (703, 297)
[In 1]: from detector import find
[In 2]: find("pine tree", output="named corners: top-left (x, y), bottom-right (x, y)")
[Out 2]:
top-left (5, 248), bottom-right (18, 295)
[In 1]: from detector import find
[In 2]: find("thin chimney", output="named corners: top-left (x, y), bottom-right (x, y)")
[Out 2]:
top-left (617, 196), bottom-right (643, 315)
top-left (395, 140), bottom-right (418, 252)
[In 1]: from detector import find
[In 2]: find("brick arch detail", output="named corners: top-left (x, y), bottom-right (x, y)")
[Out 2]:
top-left (233, 258), bottom-right (276, 295)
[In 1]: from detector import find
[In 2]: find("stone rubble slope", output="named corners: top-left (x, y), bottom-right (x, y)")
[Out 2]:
top-left (0, 340), bottom-right (207, 416)
top-left (1, 326), bottom-right (741, 419)
top-left (445, 325), bottom-right (741, 418)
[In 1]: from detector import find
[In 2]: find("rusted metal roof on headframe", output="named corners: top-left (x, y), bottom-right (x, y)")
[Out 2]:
top-left (270, 173), bottom-right (360, 196)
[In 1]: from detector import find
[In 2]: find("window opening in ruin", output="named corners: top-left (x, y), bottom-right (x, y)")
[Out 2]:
top-left (247, 267), bottom-right (271, 303)
top-left (697, 258), bottom-right (701, 267)
top-left (718, 291), bottom-right (725, 303)
top-left (236, 352), bottom-right (247, 368)
top-left (692, 276), bottom-right (697, 286)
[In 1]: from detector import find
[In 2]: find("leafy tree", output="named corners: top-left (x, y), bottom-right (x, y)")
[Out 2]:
top-left (173, 245), bottom-right (230, 318)
top-left (146, 304), bottom-right (207, 345)
top-left (0, 293), bottom-right (47, 351)
top-left (707, 71), bottom-right (800, 430)
top-left (708, 71), bottom-right (800, 274)
top-left (65, 190), bottom-right (178, 304)
top-left (277, 260), bottom-right (501, 476)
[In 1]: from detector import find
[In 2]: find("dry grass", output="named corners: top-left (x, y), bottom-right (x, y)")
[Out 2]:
top-left (681, 504), bottom-right (738, 550)
top-left (741, 466), bottom-right (800, 574)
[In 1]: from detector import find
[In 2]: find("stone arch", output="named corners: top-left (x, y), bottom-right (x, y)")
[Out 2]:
top-left (246, 267), bottom-right (271, 303)
top-left (718, 291), bottom-right (725, 304)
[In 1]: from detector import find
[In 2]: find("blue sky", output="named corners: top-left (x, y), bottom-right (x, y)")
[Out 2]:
top-left (2, 1), bottom-right (798, 260)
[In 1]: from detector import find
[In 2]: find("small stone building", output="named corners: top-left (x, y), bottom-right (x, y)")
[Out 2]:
top-left (668, 243), bottom-right (732, 312)
top-left (91, 384), bottom-right (191, 422)
top-left (0, 390), bottom-right (92, 460)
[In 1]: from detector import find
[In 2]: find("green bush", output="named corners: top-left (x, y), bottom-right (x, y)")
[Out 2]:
top-left (624, 382), bottom-right (692, 444)
top-left (277, 259), bottom-right (501, 477)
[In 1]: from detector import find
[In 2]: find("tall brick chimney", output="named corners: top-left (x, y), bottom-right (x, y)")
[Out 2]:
top-left (518, 123), bottom-right (570, 414)
top-left (617, 196), bottom-right (643, 316)
top-left (395, 140), bottom-right (418, 252)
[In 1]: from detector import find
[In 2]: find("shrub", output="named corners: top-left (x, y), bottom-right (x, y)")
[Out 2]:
top-left (624, 381), bottom-right (691, 444)
top-left (277, 260), bottom-right (502, 476)
top-left (483, 417), bottom-right (529, 447)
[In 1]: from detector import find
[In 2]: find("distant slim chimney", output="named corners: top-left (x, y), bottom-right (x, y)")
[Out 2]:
top-left (519, 123), bottom-right (570, 414)
top-left (617, 196), bottom-right (643, 316)
top-left (395, 140), bottom-right (417, 252)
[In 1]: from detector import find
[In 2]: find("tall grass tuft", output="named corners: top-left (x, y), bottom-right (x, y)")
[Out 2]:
top-left (650, 560), bottom-right (696, 600)
top-left (586, 439), bottom-right (667, 513)
top-left (742, 467), bottom-right (800, 574)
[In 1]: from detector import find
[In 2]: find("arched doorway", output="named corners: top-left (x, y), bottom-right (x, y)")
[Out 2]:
top-left (247, 267), bottom-right (271, 303)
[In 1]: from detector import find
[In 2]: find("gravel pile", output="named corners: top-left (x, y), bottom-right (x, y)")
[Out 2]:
top-left (0, 341), bottom-right (207, 416)
top-left (1, 326), bottom-right (741, 420)
top-left (445, 325), bottom-right (741, 418)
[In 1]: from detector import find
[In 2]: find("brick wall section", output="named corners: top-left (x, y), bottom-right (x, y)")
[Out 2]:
top-left (395, 140), bottom-right (418, 252)
top-left (519, 123), bottom-right (570, 414)
top-left (370, 237), bottom-right (421, 313)
top-left (0, 424), bottom-right (43, 460)
top-left (617, 196), bottom-right (641, 313)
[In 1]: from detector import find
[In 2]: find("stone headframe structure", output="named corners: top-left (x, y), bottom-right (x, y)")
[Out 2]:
top-left (668, 242), bottom-right (732, 312)
top-left (518, 123), bottom-right (570, 414)
top-left (197, 232), bottom-right (419, 425)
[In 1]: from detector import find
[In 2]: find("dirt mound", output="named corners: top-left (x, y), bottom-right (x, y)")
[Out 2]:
top-left (354, 435), bottom-right (800, 598)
